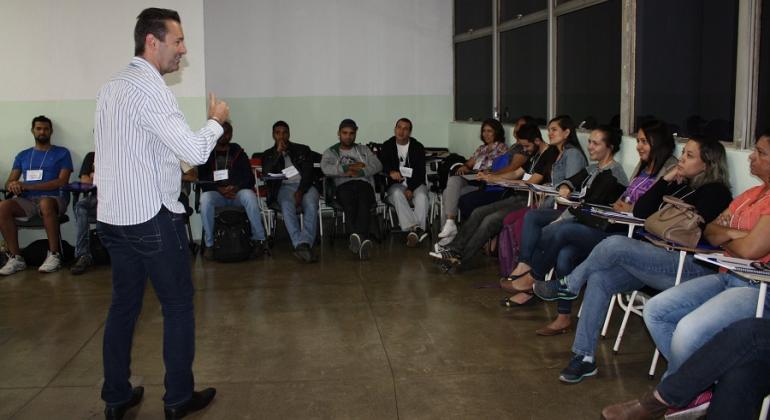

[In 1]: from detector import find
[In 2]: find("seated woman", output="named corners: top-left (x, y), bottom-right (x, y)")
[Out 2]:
top-left (642, 132), bottom-right (770, 380)
top-left (548, 136), bottom-right (732, 384)
top-left (436, 118), bottom-right (509, 244)
top-left (502, 119), bottom-right (679, 310)
top-left (601, 318), bottom-right (770, 420)
top-left (498, 125), bottom-right (629, 311)
top-left (454, 117), bottom-right (535, 224)
top-left (430, 115), bottom-right (587, 272)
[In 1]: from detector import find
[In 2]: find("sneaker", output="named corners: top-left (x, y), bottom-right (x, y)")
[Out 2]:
top-left (437, 232), bottom-right (456, 246)
top-left (70, 254), bottom-right (93, 275)
top-left (0, 254), bottom-right (27, 276)
top-left (203, 247), bottom-right (214, 260)
top-left (533, 277), bottom-right (579, 301)
top-left (665, 390), bottom-right (712, 419)
top-left (406, 231), bottom-right (419, 247)
top-left (38, 251), bottom-right (61, 273)
top-left (359, 239), bottom-right (373, 260)
top-left (433, 242), bottom-right (447, 253)
top-left (415, 227), bottom-right (429, 244)
top-left (559, 355), bottom-right (597, 384)
top-left (349, 233), bottom-right (361, 255)
top-left (428, 248), bottom-right (461, 264)
top-left (251, 240), bottom-right (269, 258)
top-left (437, 220), bottom-right (457, 239)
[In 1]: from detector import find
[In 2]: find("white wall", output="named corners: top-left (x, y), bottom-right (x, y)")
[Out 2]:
top-left (203, 0), bottom-right (452, 98)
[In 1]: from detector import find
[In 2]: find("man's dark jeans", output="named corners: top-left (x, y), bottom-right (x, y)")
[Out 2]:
top-left (98, 207), bottom-right (194, 408)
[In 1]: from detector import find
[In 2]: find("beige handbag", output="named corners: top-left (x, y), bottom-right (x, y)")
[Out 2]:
top-left (644, 195), bottom-right (704, 247)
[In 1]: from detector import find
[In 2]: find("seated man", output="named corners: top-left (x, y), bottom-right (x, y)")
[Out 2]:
top-left (262, 121), bottom-right (320, 263)
top-left (70, 151), bottom-right (97, 275)
top-left (379, 118), bottom-right (428, 247)
top-left (321, 118), bottom-right (383, 260)
top-left (0, 115), bottom-right (73, 275)
top-left (196, 121), bottom-right (267, 258)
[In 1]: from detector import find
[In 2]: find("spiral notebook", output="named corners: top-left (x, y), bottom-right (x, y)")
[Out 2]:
top-left (694, 253), bottom-right (770, 279)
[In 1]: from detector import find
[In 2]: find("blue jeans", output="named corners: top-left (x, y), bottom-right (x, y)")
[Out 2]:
top-left (98, 208), bottom-right (195, 408)
top-left (644, 272), bottom-right (762, 376)
top-left (657, 318), bottom-right (770, 419)
top-left (568, 235), bottom-right (715, 358)
top-left (200, 189), bottom-right (266, 247)
top-left (74, 195), bottom-right (98, 257)
top-left (277, 184), bottom-right (319, 248)
top-left (517, 208), bottom-right (562, 265)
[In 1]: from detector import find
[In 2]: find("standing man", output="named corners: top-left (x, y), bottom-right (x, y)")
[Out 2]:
top-left (379, 118), bottom-right (429, 247)
top-left (261, 121), bottom-right (320, 263)
top-left (0, 115), bottom-right (73, 275)
top-left (321, 119), bottom-right (382, 260)
top-left (94, 8), bottom-right (228, 420)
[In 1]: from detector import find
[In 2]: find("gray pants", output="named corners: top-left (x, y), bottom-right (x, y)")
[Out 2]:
top-left (441, 175), bottom-right (477, 224)
top-left (447, 193), bottom-right (528, 266)
top-left (386, 184), bottom-right (429, 231)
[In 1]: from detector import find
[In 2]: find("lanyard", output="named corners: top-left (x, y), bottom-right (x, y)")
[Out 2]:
top-left (212, 149), bottom-right (230, 171)
top-left (398, 143), bottom-right (410, 167)
top-left (29, 148), bottom-right (50, 172)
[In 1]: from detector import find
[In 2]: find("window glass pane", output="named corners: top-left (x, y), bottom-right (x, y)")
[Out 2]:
top-left (556, 0), bottom-right (621, 128)
top-left (500, 22), bottom-right (548, 123)
top-left (635, 0), bottom-right (738, 140)
top-left (756, 0), bottom-right (770, 139)
top-left (455, 36), bottom-right (493, 121)
top-left (455, 0), bottom-right (492, 35)
top-left (500, 0), bottom-right (546, 22)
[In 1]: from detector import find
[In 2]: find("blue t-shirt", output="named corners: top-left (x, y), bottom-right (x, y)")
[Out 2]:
top-left (12, 145), bottom-right (73, 198)
top-left (484, 152), bottom-right (513, 192)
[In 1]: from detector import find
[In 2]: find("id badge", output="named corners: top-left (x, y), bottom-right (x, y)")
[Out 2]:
top-left (282, 165), bottom-right (300, 179)
top-left (26, 170), bottom-right (43, 181)
top-left (213, 169), bottom-right (229, 182)
top-left (522, 173), bottom-right (533, 181)
top-left (399, 166), bottom-right (413, 178)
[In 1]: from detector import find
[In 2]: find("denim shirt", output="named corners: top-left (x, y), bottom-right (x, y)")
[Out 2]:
top-left (550, 145), bottom-right (587, 187)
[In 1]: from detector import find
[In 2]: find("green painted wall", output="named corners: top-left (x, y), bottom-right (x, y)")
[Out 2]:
top-left (223, 95), bottom-right (452, 156)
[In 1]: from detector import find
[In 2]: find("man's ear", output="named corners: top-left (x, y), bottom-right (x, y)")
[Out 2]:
top-left (145, 33), bottom-right (157, 51)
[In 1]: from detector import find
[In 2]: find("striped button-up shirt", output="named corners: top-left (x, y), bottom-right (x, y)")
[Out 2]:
top-left (94, 57), bottom-right (223, 225)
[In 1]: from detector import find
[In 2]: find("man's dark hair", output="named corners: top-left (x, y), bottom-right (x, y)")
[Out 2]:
top-left (516, 123), bottom-right (542, 143)
top-left (134, 8), bottom-right (181, 56)
top-left (272, 120), bottom-right (289, 131)
top-left (396, 117), bottom-right (413, 131)
top-left (31, 115), bottom-right (53, 131)
top-left (222, 121), bottom-right (233, 133)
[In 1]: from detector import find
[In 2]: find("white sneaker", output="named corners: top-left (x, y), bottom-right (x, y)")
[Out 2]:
top-left (38, 251), bottom-right (61, 273)
top-left (437, 220), bottom-right (457, 238)
top-left (437, 233), bottom-right (456, 246)
top-left (0, 255), bottom-right (27, 276)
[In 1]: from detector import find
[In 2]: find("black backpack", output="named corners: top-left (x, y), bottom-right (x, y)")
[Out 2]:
top-left (89, 229), bottom-right (111, 265)
top-left (212, 207), bottom-right (253, 262)
top-left (21, 239), bottom-right (75, 266)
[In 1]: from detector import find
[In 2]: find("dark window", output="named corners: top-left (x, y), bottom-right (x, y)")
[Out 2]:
top-left (499, 22), bottom-right (548, 123)
top-left (455, 37), bottom-right (493, 121)
top-left (556, 0), bottom-right (621, 128)
top-left (500, 0), bottom-right (546, 22)
top-left (756, 0), bottom-right (770, 138)
top-left (635, 0), bottom-right (738, 140)
top-left (455, 0), bottom-right (492, 35)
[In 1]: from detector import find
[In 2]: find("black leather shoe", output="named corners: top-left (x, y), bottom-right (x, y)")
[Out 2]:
top-left (104, 386), bottom-right (144, 420)
top-left (164, 388), bottom-right (217, 419)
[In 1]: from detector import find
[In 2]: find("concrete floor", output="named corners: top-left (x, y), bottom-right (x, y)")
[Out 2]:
top-left (0, 235), bottom-right (662, 419)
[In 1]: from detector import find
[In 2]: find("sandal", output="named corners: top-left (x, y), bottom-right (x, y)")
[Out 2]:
top-left (499, 292), bottom-right (536, 307)
top-left (499, 272), bottom-right (534, 293)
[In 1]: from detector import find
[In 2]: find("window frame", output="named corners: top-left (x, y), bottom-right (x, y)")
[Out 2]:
top-left (452, 0), bottom-right (762, 149)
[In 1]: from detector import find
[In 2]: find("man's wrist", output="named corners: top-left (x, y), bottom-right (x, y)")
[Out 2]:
top-left (209, 116), bottom-right (222, 125)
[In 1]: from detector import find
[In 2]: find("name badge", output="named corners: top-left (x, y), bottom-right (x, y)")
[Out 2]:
top-left (213, 169), bottom-right (229, 182)
top-left (26, 170), bottom-right (43, 181)
top-left (522, 173), bottom-right (533, 181)
top-left (472, 160), bottom-right (483, 170)
top-left (399, 166), bottom-right (413, 178)
top-left (282, 165), bottom-right (300, 179)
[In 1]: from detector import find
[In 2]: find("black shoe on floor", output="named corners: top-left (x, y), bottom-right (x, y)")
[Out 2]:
top-left (164, 388), bottom-right (217, 420)
top-left (104, 386), bottom-right (144, 420)
top-left (70, 254), bottom-right (93, 275)
top-left (293, 243), bottom-right (316, 263)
